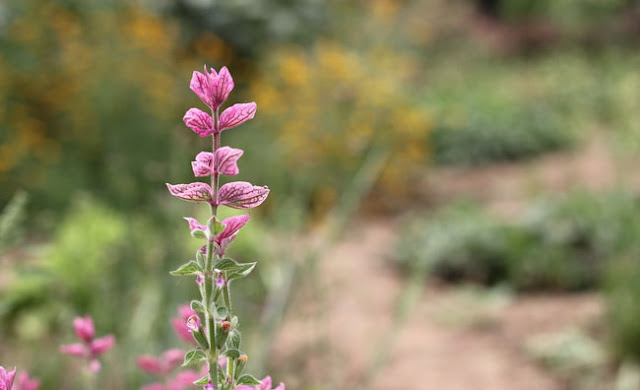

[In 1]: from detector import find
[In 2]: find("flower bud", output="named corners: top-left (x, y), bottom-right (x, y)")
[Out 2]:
top-left (73, 316), bottom-right (95, 343)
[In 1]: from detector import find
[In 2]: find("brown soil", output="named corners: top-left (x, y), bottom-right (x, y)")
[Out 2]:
top-left (272, 220), bottom-right (603, 390)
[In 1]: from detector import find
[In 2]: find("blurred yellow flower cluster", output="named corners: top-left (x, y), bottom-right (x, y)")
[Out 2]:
top-left (250, 39), bottom-right (432, 210)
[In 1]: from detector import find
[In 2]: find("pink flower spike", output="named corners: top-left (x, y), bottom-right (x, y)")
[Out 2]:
top-left (183, 108), bottom-right (214, 137)
top-left (60, 343), bottom-right (87, 357)
top-left (137, 356), bottom-right (164, 375)
top-left (215, 147), bottom-right (243, 176)
top-left (18, 372), bottom-right (40, 390)
top-left (218, 103), bottom-right (257, 132)
top-left (74, 316), bottom-right (95, 343)
top-left (189, 66), bottom-right (234, 110)
top-left (191, 152), bottom-right (215, 177)
top-left (166, 183), bottom-right (213, 203)
top-left (0, 366), bottom-right (16, 390)
top-left (217, 182), bottom-right (269, 210)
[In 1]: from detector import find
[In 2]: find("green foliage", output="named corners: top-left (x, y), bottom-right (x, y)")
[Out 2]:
top-left (431, 106), bottom-right (570, 166)
top-left (0, 190), bottom-right (28, 253)
top-left (396, 192), bottom-right (640, 291)
top-left (605, 254), bottom-right (640, 362)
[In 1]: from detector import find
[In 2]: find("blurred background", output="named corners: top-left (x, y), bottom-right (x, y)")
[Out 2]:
top-left (1, 0), bottom-right (640, 388)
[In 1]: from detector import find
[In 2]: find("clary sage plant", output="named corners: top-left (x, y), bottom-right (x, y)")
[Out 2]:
top-left (0, 67), bottom-right (283, 390)
top-left (165, 66), bottom-right (283, 390)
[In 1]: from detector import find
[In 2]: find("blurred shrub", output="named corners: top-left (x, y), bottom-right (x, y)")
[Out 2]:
top-left (0, 0), bottom-right (226, 212)
top-left (396, 192), bottom-right (640, 291)
top-left (431, 105), bottom-right (570, 166)
top-left (171, 0), bottom-right (328, 56)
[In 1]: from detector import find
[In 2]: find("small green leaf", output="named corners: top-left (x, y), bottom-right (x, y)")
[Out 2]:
top-left (190, 300), bottom-right (206, 313)
top-left (182, 348), bottom-right (206, 366)
top-left (227, 330), bottom-right (241, 350)
top-left (170, 261), bottom-right (203, 276)
top-left (227, 262), bottom-right (257, 280)
top-left (236, 374), bottom-right (261, 385)
top-left (213, 258), bottom-right (237, 271)
top-left (191, 229), bottom-right (207, 239)
top-left (216, 306), bottom-right (228, 319)
top-left (193, 375), bottom-right (210, 385)
top-left (224, 349), bottom-right (241, 359)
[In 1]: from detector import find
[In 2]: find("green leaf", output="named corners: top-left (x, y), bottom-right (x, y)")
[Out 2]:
top-left (213, 258), bottom-right (238, 271)
top-left (216, 306), bottom-right (228, 319)
top-left (190, 300), bottom-right (206, 313)
top-left (193, 375), bottom-right (210, 386)
top-left (191, 229), bottom-right (207, 239)
top-left (224, 349), bottom-right (241, 359)
top-left (236, 374), bottom-right (262, 385)
top-left (182, 348), bottom-right (206, 366)
top-left (227, 262), bottom-right (257, 280)
top-left (170, 261), bottom-right (203, 276)
top-left (227, 330), bottom-right (241, 350)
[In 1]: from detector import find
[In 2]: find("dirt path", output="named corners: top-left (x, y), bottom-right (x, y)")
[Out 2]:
top-left (272, 220), bottom-right (603, 390)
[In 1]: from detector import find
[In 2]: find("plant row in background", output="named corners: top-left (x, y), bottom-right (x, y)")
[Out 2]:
top-left (394, 191), bottom-right (640, 361)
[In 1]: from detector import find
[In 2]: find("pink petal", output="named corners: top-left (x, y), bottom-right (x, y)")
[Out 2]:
top-left (88, 360), bottom-right (101, 374)
top-left (185, 315), bottom-right (200, 332)
top-left (183, 108), bottom-right (214, 137)
top-left (18, 372), bottom-right (40, 390)
top-left (234, 387), bottom-right (253, 390)
top-left (183, 217), bottom-right (207, 233)
top-left (90, 334), bottom-right (115, 356)
top-left (273, 383), bottom-right (286, 390)
top-left (137, 356), bottom-right (165, 376)
top-left (218, 102), bottom-right (257, 132)
top-left (217, 181), bottom-right (269, 209)
top-left (258, 376), bottom-right (273, 390)
top-left (191, 152), bottom-right (215, 177)
top-left (0, 367), bottom-right (16, 390)
top-left (73, 316), bottom-right (95, 343)
top-left (215, 147), bottom-right (243, 176)
top-left (166, 183), bottom-right (213, 203)
top-left (60, 343), bottom-right (87, 357)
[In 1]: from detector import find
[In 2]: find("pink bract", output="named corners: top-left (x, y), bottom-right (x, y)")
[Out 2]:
top-left (215, 147), bottom-right (243, 176)
top-left (166, 183), bottom-right (213, 203)
top-left (183, 108), bottom-right (214, 137)
top-left (183, 217), bottom-right (207, 233)
top-left (90, 335), bottom-right (115, 355)
top-left (215, 214), bottom-right (250, 255)
top-left (219, 103), bottom-right (257, 132)
top-left (190, 66), bottom-right (234, 111)
top-left (191, 152), bottom-right (215, 177)
top-left (217, 182), bottom-right (269, 209)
